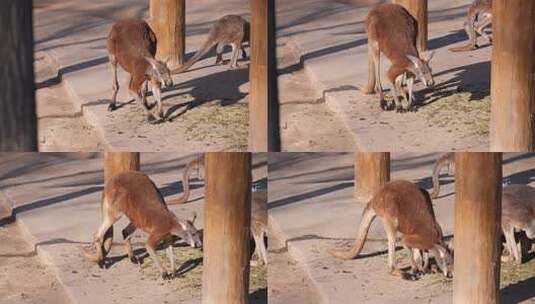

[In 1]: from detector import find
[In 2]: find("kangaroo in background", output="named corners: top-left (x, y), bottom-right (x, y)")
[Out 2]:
top-left (430, 152), bottom-right (455, 199)
top-left (330, 180), bottom-right (452, 279)
top-left (167, 154), bottom-right (268, 265)
top-left (107, 19), bottom-right (174, 123)
top-left (172, 15), bottom-right (249, 74)
top-left (84, 171), bottom-right (202, 279)
top-left (501, 185), bottom-right (535, 264)
top-left (251, 188), bottom-right (268, 265)
top-left (364, 3), bottom-right (435, 113)
top-left (449, 0), bottom-right (492, 52)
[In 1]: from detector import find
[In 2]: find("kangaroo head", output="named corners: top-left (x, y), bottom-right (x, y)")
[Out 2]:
top-left (406, 51), bottom-right (435, 88)
top-left (145, 57), bottom-right (174, 88)
top-left (436, 243), bottom-right (454, 278)
top-left (175, 212), bottom-right (202, 248)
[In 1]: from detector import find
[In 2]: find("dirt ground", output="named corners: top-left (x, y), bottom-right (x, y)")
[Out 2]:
top-left (0, 222), bottom-right (70, 304)
top-left (269, 236), bottom-right (321, 304)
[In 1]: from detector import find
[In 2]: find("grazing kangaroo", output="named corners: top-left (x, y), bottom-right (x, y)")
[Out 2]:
top-left (501, 185), bottom-right (535, 264)
top-left (364, 3), bottom-right (435, 113)
top-left (449, 0), bottom-right (492, 52)
top-left (85, 171), bottom-right (201, 279)
top-left (107, 19), bottom-right (173, 123)
top-left (172, 15), bottom-right (249, 74)
top-left (430, 152), bottom-right (455, 199)
top-left (330, 180), bottom-right (452, 279)
top-left (119, 155), bottom-right (204, 259)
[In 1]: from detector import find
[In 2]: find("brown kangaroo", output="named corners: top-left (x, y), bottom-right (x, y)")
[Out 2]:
top-left (119, 155), bottom-right (204, 256)
top-left (85, 171), bottom-right (201, 279)
top-left (449, 0), bottom-right (492, 52)
top-left (430, 152), bottom-right (455, 199)
top-left (172, 15), bottom-right (249, 74)
top-left (501, 184), bottom-right (535, 264)
top-left (330, 180), bottom-right (452, 279)
top-left (364, 3), bottom-right (435, 113)
top-left (107, 19), bottom-right (174, 123)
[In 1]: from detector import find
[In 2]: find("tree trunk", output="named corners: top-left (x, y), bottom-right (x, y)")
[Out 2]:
top-left (453, 152), bottom-right (502, 304)
top-left (202, 152), bottom-right (251, 304)
top-left (150, 0), bottom-right (185, 68)
top-left (104, 152), bottom-right (140, 182)
top-left (354, 152), bottom-right (390, 202)
top-left (249, 0), bottom-right (269, 151)
top-left (0, 0), bottom-right (36, 151)
top-left (392, 0), bottom-right (428, 52)
top-left (490, 0), bottom-right (535, 151)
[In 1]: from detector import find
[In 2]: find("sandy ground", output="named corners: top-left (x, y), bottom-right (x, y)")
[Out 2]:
top-left (269, 235), bottom-right (321, 304)
top-left (0, 222), bottom-right (71, 304)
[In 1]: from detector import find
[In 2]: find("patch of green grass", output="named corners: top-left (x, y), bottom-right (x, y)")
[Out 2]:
top-left (423, 90), bottom-right (491, 137)
top-left (500, 256), bottom-right (535, 288)
top-left (140, 246), bottom-right (267, 296)
top-left (177, 102), bottom-right (249, 150)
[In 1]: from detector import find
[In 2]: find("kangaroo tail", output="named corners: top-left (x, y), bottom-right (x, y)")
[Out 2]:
top-left (329, 202), bottom-right (376, 260)
top-left (171, 35), bottom-right (218, 74)
top-left (167, 155), bottom-right (204, 205)
top-left (84, 192), bottom-right (115, 263)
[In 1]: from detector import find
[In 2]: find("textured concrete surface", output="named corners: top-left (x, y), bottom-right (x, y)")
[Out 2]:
top-left (268, 153), bottom-right (535, 303)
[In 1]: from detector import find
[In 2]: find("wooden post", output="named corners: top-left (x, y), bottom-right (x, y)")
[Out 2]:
top-left (150, 0), bottom-right (185, 68)
top-left (0, 0), bottom-right (36, 151)
top-left (104, 152), bottom-right (140, 182)
top-left (453, 153), bottom-right (502, 304)
top-left (354, 152), bottom-right (390, 202)
top-left (490, 0), bottom-right (535, 151)
top-left (202, 152), bottom-right (251, 304)
top-left (249, 0), bottom-right (268, 151)
top-left (392, 0), bottom-right (428, 52)
top-left (267, 0), bottom-right (280, 151)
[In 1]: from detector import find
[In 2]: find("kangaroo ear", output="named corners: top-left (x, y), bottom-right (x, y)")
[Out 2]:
top-left (406, 54), bottom-right (420, 68)
top-left (421, 50), bottom-right (435, 63)
top-left (144, 57), bottom-right (158, 70)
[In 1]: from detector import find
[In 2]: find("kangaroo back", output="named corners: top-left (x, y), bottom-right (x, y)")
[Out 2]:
top-left (366, 4), bottom-right (419, 65)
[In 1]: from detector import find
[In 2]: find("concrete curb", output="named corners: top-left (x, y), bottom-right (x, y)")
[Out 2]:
top-left (268, 212), bottom-right (330, 304)
top-left (0, 191), bottom-right (77, 303)
top-left (38, 49), bottom-right (113, 150)
top-left (283, 38), bottom-right (366, 151)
